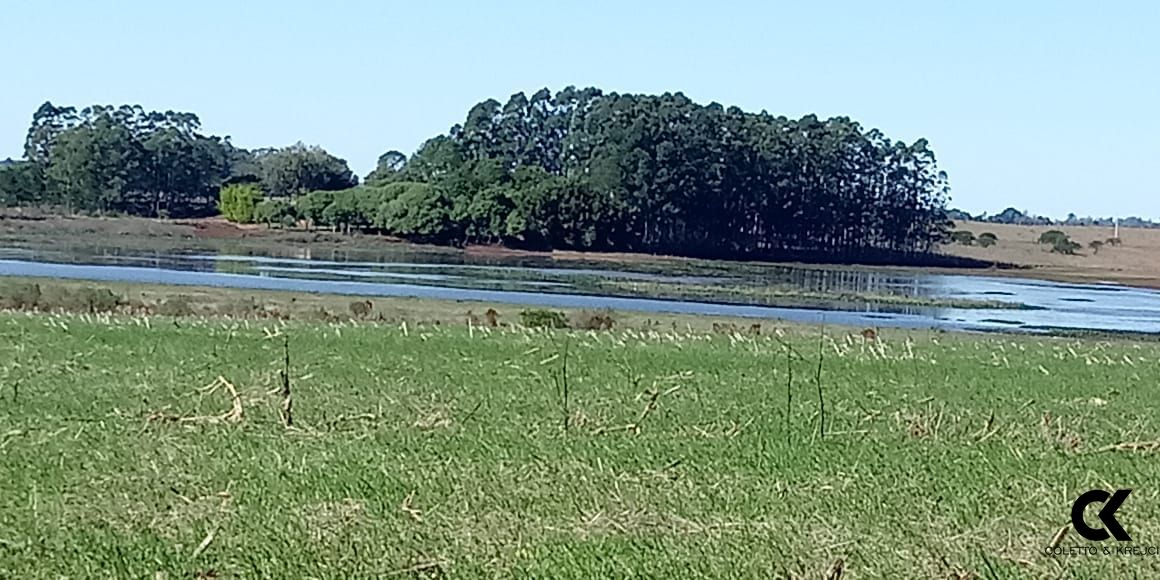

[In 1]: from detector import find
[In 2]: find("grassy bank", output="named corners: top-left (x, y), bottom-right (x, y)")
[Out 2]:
top-left (1, 310), bottom-right (1159, 577)
top-left (0, 277), bottom-right (780, 334)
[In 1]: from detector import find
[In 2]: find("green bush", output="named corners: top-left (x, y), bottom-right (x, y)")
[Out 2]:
top-left (1037, 230), bottom-right (1068, 245)
top-left (1050, 236), bottom-right (1082, 255)
top-left (519, 309), bottom-right (569, 329)
top-left (977, 232), bottom-right (998, 247)
top-left (254, 198), bottom-right (297, 228)
top-left (948, 230), bottom-right (975, 246)
top-left (295, 190), bottom-right (336, 229)
top-left (219, 183), bottom-right (263, 224)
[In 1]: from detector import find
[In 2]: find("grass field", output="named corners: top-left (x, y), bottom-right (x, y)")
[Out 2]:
top-left (2, 309), bottom-right (1159, 578)
top-left (948, 221), bottom-right (1160, 288)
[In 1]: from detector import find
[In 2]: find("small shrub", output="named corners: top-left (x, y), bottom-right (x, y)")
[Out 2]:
top-left (306, 307), bottom-right (339, 322)
top-left (1088, 240), bottom-right (1104, 254)
top-left (572, 309), bottom-right (616, 331)
top-left (156, 295), bottom-right (196, 317)
top-left (0, 282), bottom-right (42, 309)
top-left (1038, 230), bottom-right (1068, 245)
top-left (36, 286), bottom-right (71, 311)
top-left (1106, 237), bottom-right (1122, 247)
top-left (217, 297), bottom-right (262, 318)
top-left (519, 308), bottom-right (569, 329)
top-left (977, 232), bottom-right (998, 247)
top-left (1050, 236), bottom-right (1082, 255)
top-left (76, 287), bottom-right (121, 313)
top-left (949, 230), bottom-right (975, 246)
top-left (37, 285), bottom-right (122, 313)
top-left (712, 322), bottom-right (740, 334)
top-left (349, 300), bottom-right (373, 318)
top-left (123, 298), bottom-right (151, 314)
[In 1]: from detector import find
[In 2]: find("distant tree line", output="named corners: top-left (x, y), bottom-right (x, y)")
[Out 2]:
top-left (0, 102), bottom-right (356, 217)
top-left (947, 207), bottom-right (1159, 229)
top-left (2, 90), bottom-right (959, 263)
top-left (251, 88), bottom-right (953, 261)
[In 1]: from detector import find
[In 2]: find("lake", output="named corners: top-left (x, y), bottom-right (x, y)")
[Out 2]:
top-left (1, 244), bottom-right (1159, 334)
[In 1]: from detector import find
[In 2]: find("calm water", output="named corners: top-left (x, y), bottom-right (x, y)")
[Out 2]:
top-left (2, 245), bottom-right (1159, 334)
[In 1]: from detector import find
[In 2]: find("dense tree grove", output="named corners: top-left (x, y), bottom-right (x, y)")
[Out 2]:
top-left (305, 88), bottom-right (953, 259)
top-left (0, 102), bottom-right (355, 217)
top-left (1, 90), bottom-right (954, 261)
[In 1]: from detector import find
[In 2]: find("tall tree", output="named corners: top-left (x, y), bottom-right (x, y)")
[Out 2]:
top-left (364, 150), bottom-right (408, 185)
top-left (256, 143), bottom-right (358, 197)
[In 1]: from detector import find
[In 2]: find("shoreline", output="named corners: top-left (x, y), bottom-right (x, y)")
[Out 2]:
top-left (3, 276), bottom-right (1158, 341)
top-left (3, 213), bottom-right (1159, 290)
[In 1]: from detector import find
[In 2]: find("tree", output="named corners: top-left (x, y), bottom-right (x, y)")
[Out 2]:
top-left (1038, 230), bottom-right (1068, 245)
top-left (377, 183), bottom-right (451, 239)
top-left (5, 90), bottom-right (957, 265)
top-left (256, 143), bottom-right (357, 198)
top-left (12, 102), bottom-right (235, 217)
top-left (219, 183), bottom-right (262, 223)
top-left (0, 160), bottom-right (45, 206)
top-left (321, 188), bottom-right (369, 233)
top-left (365, 150), bottom-right (407, 185)
top-left (1050, 235), bottom-right (1081, 255)
top-left (44, 126), bottom-right (102, 214)
top-left (254, 198), bottom-right (297, 228)
top-left (949, 231), bottom-right (976, 246)
top-left (285, 87), bottom-right (954, 260)
top-left (24, 102), bottom-right (79, 164)
top-left (294, 190), bottom-right (335, 230)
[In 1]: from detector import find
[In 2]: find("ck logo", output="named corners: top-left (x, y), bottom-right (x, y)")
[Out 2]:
top-left (1071, 489), bottom-right (1132, 541)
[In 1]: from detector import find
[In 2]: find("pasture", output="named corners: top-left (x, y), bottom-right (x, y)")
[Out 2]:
top-left (1, 311), bottom-right (1158, 578)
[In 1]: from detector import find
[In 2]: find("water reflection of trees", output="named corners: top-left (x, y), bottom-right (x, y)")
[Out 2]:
top-left (777, 267), bottom-right (931, 298)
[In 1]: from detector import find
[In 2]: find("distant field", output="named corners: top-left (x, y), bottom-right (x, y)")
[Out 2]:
top-left (2, 312), bottom-right (1159, 577)
top-left (948, 221), bottom-right (1160, 288)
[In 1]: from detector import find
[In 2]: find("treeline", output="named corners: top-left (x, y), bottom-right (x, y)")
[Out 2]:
top-left (2, 89), bottom-right (954, 262)
top-left (948, 207), bottom-right (1160, 229)
top-left (257, 88), bottom-right (951, 259)
top-left (0, 103), bottom-right (357, 217)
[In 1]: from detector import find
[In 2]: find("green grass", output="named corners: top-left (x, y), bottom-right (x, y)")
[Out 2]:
top-left (2, 312), bottom-right (1159, 578)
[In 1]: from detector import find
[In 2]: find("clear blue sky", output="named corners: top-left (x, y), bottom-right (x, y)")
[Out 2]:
top-left (1, 1), bottom-right (1157, 219)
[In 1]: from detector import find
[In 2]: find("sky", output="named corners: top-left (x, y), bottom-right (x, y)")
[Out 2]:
top-left (1, 1), bottom-right (1157, 219)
